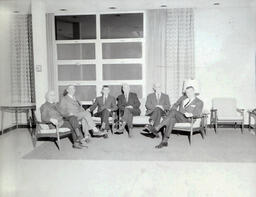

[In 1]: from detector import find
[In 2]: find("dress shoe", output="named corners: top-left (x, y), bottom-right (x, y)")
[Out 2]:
top-left (73, 143), bottom-right (83, 149)
top-left (143, 124), bottom-right (152, 132)
top-left (155, 142), bottom-right (168, 149)
top-left (148, 126), bottom-right (159, 137)
top-left (79, 141), bottom-right (88, 148)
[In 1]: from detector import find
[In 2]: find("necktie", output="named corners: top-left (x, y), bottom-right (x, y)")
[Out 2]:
top-left (126, 94), bottom-right (129, 102)
top-left (157, 94), bottom-right (160, 103)
top-left (103, 96), bottom-right (106, 105)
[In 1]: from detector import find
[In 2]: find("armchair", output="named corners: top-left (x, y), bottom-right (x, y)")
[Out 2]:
top-left (172, 113), bottom-right (208, 145)
top-left (211, 98), bottom-right (244, 133)
top-left (31, 111), bottom-right (71, 150)
top-left (248, 110), bottom-right (256, 135)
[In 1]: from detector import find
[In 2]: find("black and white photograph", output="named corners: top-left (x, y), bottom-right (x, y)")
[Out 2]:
top-left (0, 0), bottom-right (256, 196)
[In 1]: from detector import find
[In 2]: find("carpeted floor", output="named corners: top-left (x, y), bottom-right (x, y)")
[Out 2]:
top-left (23, 128), bottom-right (256, 162)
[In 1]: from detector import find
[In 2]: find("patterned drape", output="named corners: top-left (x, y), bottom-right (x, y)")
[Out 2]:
top-left (10, 14), bottom-right (35, 104)
top-left (146, 8), bottom-right (195, 104)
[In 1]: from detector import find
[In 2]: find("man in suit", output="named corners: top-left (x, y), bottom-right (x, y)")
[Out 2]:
top-left (59, 85), bottom-right (106, 140)
top-left (148, 86), bottom-right (203, 148)
top-left (117, 83), bottom-right (141, 137)
top-left (145, 83), bottom-right (170, 130)
top-left (88, 85), bottom-right (118, 132)
top-left (40, 91), bottom-right (88, 149)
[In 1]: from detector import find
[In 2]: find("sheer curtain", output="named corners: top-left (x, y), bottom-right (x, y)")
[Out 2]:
top-left (146, 8), bottom-right (195, 104)
top-left (10, 14), bottom-right (35, 104)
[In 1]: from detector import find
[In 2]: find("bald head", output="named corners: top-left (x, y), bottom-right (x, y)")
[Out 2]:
top-left (45, 91), bottom-right (56, 103)
top-left (153, 83), bottom-right (161, 94)
top-left (122, 83), bottom-right (130, 94)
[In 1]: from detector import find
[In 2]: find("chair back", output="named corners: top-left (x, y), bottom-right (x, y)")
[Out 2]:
top-left (212, 97), bottom-right (238, 117)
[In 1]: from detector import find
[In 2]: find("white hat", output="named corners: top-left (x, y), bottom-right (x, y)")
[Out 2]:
top-left (182, 79), bottom-right (200, 94)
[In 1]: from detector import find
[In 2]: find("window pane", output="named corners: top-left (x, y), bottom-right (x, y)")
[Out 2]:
top-left (57, 43), bottom-right (95, 60)
top-left (59, 85), bottom-right (96, 101)
top-left (100, 13), bottom-right (143, 39)
top-left (58, 64), bottom-right (96, 81)
top-left (103, 64), bottom-right (142, 80)
top-left (55, 15), bottom-right (96, 40)
top-left (102, 42), bottom-right (142, 59)
top-left (107, 85), bottom-right (142, 98)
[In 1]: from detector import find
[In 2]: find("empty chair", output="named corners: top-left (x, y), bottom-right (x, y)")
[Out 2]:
top-left (211, 97), bottom-right (244, 133)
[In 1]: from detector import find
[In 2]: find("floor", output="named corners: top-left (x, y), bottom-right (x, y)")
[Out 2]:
top-left (0, 128), bottom-right (256, 197)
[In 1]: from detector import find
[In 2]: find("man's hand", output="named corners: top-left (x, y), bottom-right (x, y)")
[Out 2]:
top-left (50, 118), bottom-right (58, 126)
top-left (126, 105), bottom-right (133, 109)
top-left (156, 105), bottom-right (164, 110)
top-left (107, 108), bottom-right (111, 112)
top-left (184, 112), bottom-right (193, 118)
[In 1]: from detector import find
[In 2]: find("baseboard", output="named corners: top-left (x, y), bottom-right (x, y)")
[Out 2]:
top-left (0, 124), bottom-right (31, 136)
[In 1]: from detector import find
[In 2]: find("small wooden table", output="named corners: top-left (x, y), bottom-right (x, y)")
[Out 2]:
top-left (0, 103), bottom-right (36, 135)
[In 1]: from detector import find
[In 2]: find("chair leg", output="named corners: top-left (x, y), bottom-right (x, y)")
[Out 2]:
top-left (188, 130), bottom-right (193, 146)
top-left (214, 121), bottom-right (218, 134)
top-left (200, 129), bottom-right (205, 139)
top-left (56, 139), bottom-right (61, 151)
top-left (241, 122), bottom-right (244, 134)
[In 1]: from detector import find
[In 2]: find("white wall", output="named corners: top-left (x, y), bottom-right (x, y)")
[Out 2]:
top-left (0, 8), bottom-right (14, 129)
top-left (32, 0), bottom-right (49, 113)
top-left (194, 7), bottom-right (256, 122)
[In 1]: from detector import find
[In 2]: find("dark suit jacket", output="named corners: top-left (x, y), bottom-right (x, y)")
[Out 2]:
top-left (145, 92), bottom-right (170, 115)
top-left (40, 102), bottom-right (64, 127)
top-left (89, 95), bottom-right (118, 113)
top-left (59, 95), bottom-right (84, 116)
top-left (117, 92), bottom-right (141, 115)
top-left (171, 95), bottom-right (203, 117)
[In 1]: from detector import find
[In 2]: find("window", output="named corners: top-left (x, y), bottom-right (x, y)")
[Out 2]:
top-left (55, 13), bottom-right (144, 102)
top-left (55, 15), bottom-right (96, 40)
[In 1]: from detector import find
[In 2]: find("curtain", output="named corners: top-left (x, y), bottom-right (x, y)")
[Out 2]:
top-left (46, 13), bottom-right (57, 91)
top-left (10, 14), bottom-right (35, 104)
top-left (146, 8), bottom-right (195, 104)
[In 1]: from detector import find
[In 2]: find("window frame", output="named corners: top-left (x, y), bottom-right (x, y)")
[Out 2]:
top-left (54, 11), bottom-right (146, 104)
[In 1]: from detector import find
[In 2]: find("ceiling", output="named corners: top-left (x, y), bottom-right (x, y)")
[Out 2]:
top-left (0, 0), bottom-right (256, 14)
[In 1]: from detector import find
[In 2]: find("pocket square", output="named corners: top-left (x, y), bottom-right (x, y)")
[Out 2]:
top-left (190, 105), bottom-right (196, 107)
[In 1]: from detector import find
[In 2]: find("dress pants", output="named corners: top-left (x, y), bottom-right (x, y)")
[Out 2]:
top-left (156, 110), bottom-right (190, 140)
top-left (61, 120), bottom-right (79, 143)
top-left (121, 108), bottom-right (140, 129)
top-left (148, 107), bottom-right (165, 127)
top-left (75, 110), bottom-right (96, 130)
top-left (95, 109), bottom-right (111, 130)
top-left (63, 116), bottom-right (83, 141)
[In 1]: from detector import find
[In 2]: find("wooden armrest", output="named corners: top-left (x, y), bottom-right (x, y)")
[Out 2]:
top-left (37, 121), bottom-right (56, 127)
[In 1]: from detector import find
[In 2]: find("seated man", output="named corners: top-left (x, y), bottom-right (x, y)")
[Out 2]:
top-left (40, 91), bottom-right (87, 149)
top-left (149, 86), bottom-right (203, 149)
top-left (88, 85), bottom-right (118, 132)
top-left (59, 85), bottom-right (106, 139)
top-left (145, 83), bottom-right (170, 131)
top-left (117, 83), bottom-right (141, 137)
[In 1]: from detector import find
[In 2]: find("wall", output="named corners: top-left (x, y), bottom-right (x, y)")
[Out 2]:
top-left (194, 7), bottom-right (256, 123)
top-left (32, 0), bottom-right (49, 114)
top-left (0, 8), bottom-right (14, 129)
